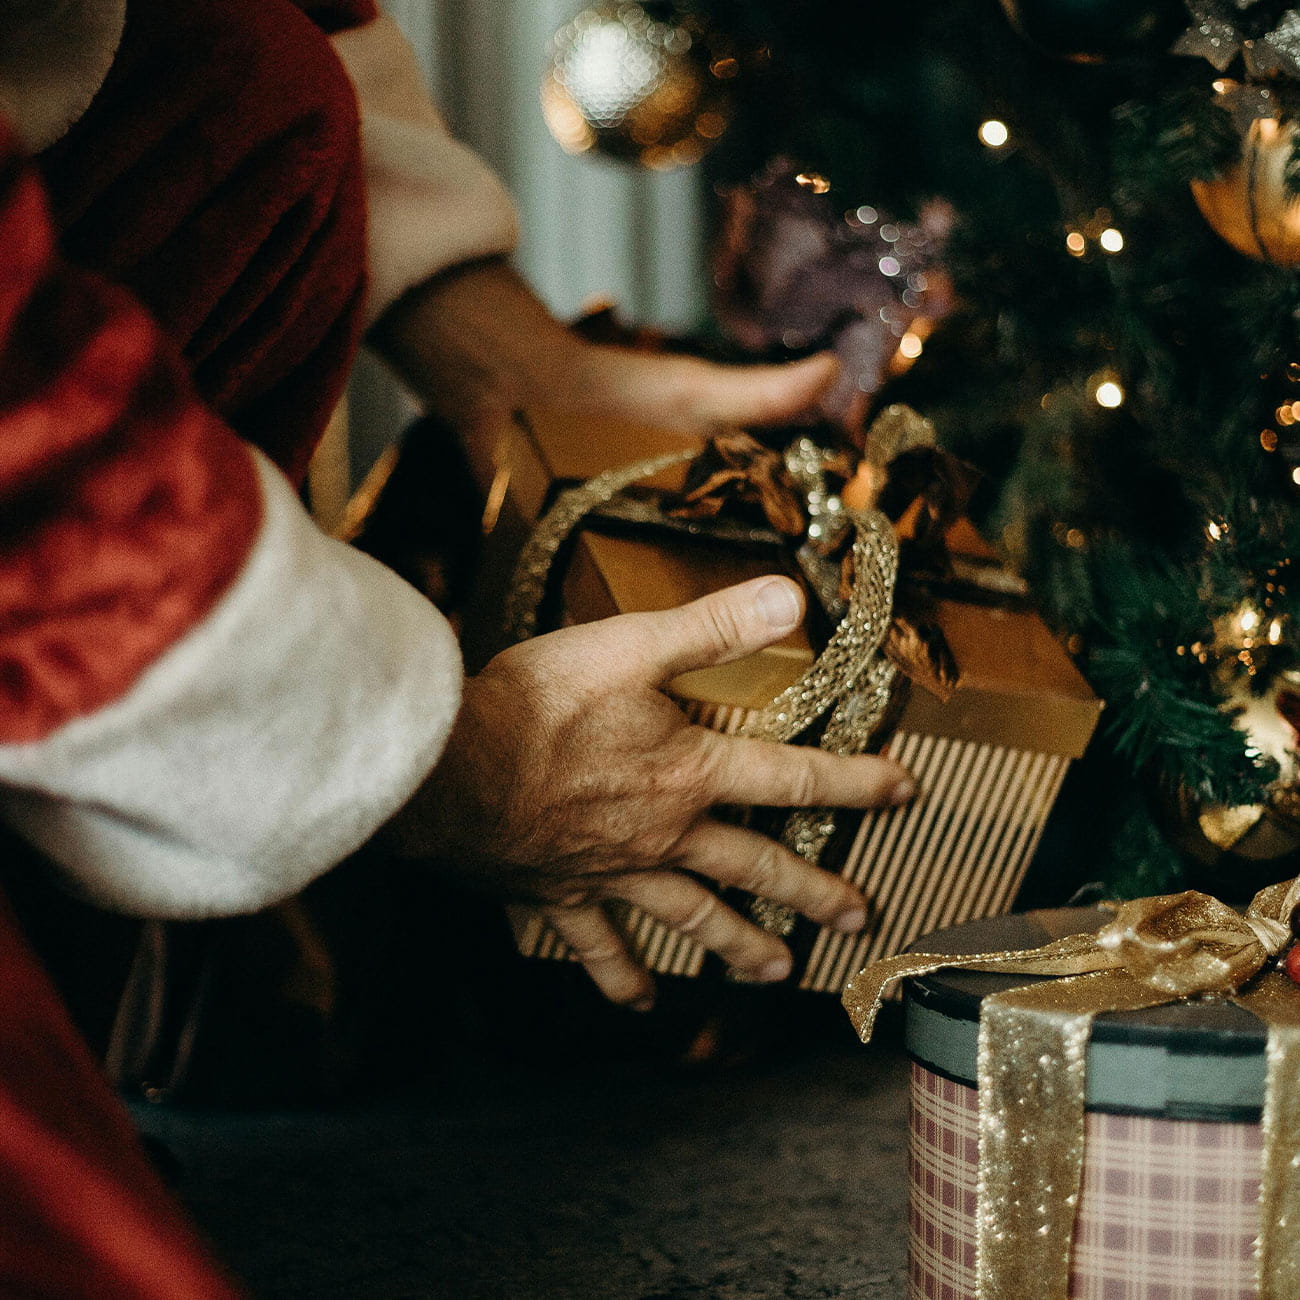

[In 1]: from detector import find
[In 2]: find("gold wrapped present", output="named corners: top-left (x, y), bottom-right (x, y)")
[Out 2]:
top-left (465, 408), bottom-right (1102, 993)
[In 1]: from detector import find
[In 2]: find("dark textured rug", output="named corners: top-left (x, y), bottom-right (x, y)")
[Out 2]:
top-left (136, 1013), bottom-right (911, 1299)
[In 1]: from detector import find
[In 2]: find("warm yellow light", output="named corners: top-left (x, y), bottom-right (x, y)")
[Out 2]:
top-left (1065, 231), bottom-right (1086, 256)
top-left (1278, 405), bottom-right (1297, 426)
top-left (1262, 429), bottom-right (1280, 451)
top-left (1095, 380), bottom-right (1124, 408)
top-left (795, 172), bottom-right (830, 194)
top-left (979, 119), bottom-right (1009, 148)
top-left (695, 111), bottom-right (726, 139)
top-left (1207, 520), bottom-right (1223, 541)
top-left (1239, 606), bottom-right (1261, 633)
top-left (898, 332), bottom-right (924, 360)
top-left (1269, 618), bottom-right (1285, 645)
top-left (1292, 467), bottom-right (1300, 486)
top-left (1098, 228), bottom-right (1124, 253)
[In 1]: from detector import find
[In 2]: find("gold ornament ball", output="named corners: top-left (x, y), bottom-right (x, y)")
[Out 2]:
top-left (541, 3), bottom-right (734, 169)
top-left (1190, 116), bottom-right (1300, 267)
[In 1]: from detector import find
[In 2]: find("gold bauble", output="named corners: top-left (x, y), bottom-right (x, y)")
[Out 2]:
top-left (1190, 116), bottom-right (1300, 267)
top-left (541, 3), bottom-right (734, 170)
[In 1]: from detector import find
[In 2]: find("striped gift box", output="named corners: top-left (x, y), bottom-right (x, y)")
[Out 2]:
top-left (478, 411), bottom-right (1100, 993)
top-left (512, 717), bottom-right (1072, 993)
top-left (904, 911), bottom-right (1267, 1299)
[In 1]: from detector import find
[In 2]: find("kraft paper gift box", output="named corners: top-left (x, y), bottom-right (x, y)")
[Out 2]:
top-left (466, 409), bottom-right (1102, 993)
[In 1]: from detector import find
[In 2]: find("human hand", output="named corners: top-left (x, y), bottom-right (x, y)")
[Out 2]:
top-left (369, 259), bottom-right (839, 445)
top-left (387, 575), bottom-right (914, 1009)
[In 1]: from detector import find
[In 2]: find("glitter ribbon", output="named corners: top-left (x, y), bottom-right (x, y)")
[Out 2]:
top-left (842, 880), bottom-right (1300, 1300)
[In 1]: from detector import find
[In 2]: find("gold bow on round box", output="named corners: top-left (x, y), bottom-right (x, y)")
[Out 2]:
top-left (844, 880), bottom-right (1300, 1300)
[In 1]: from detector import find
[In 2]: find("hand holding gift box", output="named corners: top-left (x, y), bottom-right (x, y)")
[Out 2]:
top-left (392, 552), bottom-right (915, 1013)
top-left (464, 404), bottom-right (1100, 997)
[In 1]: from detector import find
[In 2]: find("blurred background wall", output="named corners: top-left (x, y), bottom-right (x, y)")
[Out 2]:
top-left (346, 0), bottom-right (708, 480)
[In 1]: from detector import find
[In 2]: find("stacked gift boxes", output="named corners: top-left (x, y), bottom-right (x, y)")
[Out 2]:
top-left (467, 409), bottom-right (1102, 993)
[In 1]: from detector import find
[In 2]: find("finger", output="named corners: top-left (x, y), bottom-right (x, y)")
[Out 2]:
top-left (575, 575), bottom-right (807, 685)
top-left (614, 872), bottom-right (793, 982)
top-left (677, 820), bottom-right (867, 933)
top-left (701, 734), bottom-right (916, 810)
top-left (544, 904), bottom-right (656, 1010)
top-left (594, 349), bottom-right (841, 433)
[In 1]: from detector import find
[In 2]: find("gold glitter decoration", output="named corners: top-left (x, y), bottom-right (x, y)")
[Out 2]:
top-left (505, 447), bottom-right (697, 643)
top-left (842, 877), bottom-right (1300, 1299)
top-left (736, 511), bottom-right (898, 939)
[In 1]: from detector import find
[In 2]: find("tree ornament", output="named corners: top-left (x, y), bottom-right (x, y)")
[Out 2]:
top-left (1165, 668), bottom-right (1300, 898)
top-left (997, 0), bottom-right (1186, 63)
top-left (1283, 940), bottom-right (1300, 986)
top-left (541, 2), bottom-right (735, 169)
top-left (1190, 114), bottom-right (1300, 266)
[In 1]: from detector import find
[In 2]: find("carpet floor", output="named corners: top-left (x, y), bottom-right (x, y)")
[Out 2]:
top-left (136, 1010), bottom-right (912, 1300)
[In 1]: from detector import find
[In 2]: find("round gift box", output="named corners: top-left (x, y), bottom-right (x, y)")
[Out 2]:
top-left (902, 909), bottom-right (1269, 1300)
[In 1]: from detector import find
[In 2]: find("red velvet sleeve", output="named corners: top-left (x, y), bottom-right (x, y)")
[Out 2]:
top-left (0, 878), bottom-right (243, 1299)
top-left (38, 0), bottom-right (371, 484)
top-left (0, 124), bottom-right (262, 744)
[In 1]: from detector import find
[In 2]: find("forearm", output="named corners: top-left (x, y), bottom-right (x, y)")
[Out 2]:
top-left (368, 258), bottom-right (581, 428)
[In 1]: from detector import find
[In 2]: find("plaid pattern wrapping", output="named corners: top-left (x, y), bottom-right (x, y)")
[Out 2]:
top-left (908, 1063), bottom-right (1262, 1299)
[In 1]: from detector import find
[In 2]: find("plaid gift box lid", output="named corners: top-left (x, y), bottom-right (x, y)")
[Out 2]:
top-left (904, 910), bottom-right (1269, 1121)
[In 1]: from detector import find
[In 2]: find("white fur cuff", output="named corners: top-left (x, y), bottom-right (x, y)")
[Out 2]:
top-left (0, 450), bottom-right (462, 918)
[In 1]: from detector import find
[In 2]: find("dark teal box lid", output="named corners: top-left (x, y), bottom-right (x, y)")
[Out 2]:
top-left (903, 909), bottom-right (1268, 1123)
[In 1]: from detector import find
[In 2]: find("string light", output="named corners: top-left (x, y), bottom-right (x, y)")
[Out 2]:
top-left (795, 172), bottom-right (830, 194)
top-left (1094, 378), bottom-right (1125, 408)
top-left (1062, 210), bottom-right (1124, 259)
top-left (979, 119), bottom-right (1009, 148)
top-left (898, 331), bottom-right (924, 360)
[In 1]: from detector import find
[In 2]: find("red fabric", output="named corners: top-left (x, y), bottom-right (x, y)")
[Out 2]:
top-left (0, 125), bottom-right (262, 744)
top-left (0, 874), bottom-right (242, 1299)
top-left (38, 0), bottom-right (370, 486)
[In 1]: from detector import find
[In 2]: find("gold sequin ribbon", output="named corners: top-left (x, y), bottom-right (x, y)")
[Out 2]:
top-left (842, 881), bottom-right (1300, 1300)
top-left (506, 444), bottom-right (901, 937)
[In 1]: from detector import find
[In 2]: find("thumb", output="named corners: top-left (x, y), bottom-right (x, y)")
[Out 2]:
top-left (607, 576), bottom-right (806, 685)
top-left (592, 349), bottom-right (840, 434)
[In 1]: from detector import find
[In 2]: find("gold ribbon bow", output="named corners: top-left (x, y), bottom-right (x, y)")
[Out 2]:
top-left (842, 879), bottom-right (1300, 1300)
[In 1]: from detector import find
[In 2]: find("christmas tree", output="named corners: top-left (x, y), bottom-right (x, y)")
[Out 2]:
top-left (542, 0), bottom-right (1300, 900)
top-left (631, 0), bottom-right (1300, 902)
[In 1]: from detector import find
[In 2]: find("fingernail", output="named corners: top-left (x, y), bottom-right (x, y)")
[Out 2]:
top-left (630, 995), bottom-right (655, 1013)
top-left (832, 906), bottom-right (867, 934)
top-left (755, 579), bottom-right (802, 632)
top-left (889, 778), bottom-right (916, 805)
top-left (757, 956), bottom-right (792, 983)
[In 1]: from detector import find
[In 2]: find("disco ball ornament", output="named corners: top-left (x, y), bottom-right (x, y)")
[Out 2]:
top-left (1191, 115), bottom-right (1300, 267)
top-left (998, 0), bottom-right (1185, 62)
top-left (541, 2), bottom-right (736, 169)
